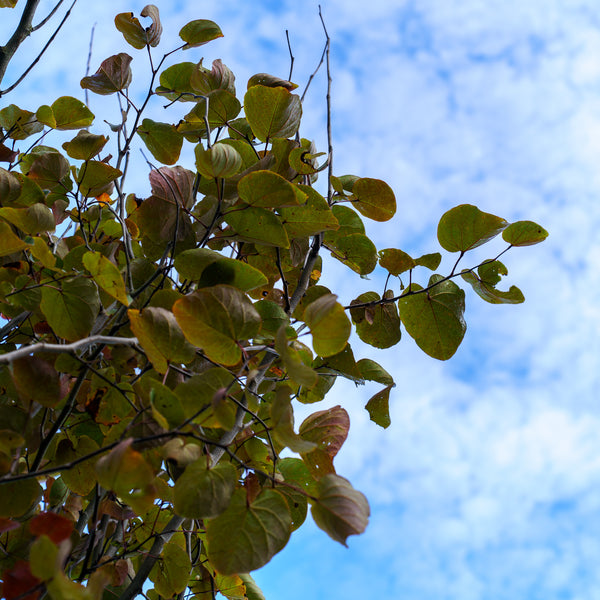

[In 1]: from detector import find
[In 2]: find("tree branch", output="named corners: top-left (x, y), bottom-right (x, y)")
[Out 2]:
top-left (0, 335), bottom-right (140, 363)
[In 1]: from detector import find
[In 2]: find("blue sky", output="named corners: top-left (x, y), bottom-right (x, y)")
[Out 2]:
top-left (3, 1), bottom-right (600, 598)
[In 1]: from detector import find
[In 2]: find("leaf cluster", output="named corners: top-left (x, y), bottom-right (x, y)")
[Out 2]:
top-left (0, 5), bottom-right (547, 600)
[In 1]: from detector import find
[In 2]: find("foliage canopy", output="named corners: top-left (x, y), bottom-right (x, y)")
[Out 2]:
top-left (0, 3), bottom-right (547, 600)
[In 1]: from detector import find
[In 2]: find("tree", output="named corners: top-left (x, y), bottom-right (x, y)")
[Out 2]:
top-left (0, 3), bottom-right (548, 599)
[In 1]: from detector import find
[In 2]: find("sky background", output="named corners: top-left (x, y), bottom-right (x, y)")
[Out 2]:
top-left (3, 1), bottom-right (600, 599)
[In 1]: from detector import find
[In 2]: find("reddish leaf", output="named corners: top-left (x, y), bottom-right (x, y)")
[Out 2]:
top-left (29, 512), bottom-right (74, 544)
top-left (2, 561), bottom-right (41, 600)
top-left (299, 406), bottom-right (350, 458)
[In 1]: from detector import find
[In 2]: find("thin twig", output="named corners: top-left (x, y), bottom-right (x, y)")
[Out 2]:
top-left (84, 22), bottom-right (96, 109)
top-left (0, 0), bottom-right (78, 96)
top-left (32, 0), bottom-right (65, 31)
top-left (286, 30), bottom-right (294, 81)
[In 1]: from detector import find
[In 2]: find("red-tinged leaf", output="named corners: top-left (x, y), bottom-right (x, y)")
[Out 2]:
top-left (115, 5), bottom-right (162, 49)
top-left (29, 512), bottom-right (74, 544)
top-left (0, 518), bottom-right (20, 533)
top-left (148, 166), bottom-right (195, 209)
top-left (80, 53), bottom-right (133, 95)
top-left (299, 406), bottom-right (350, 458)
top-left (310, 474), bottom-right (370, 546)
top-left (11, 356), bottom-right (67, 407)
top-left (2, 561), bottom-right (42, 600)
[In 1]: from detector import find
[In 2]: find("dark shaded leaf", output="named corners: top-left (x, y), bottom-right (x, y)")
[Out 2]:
top-left (80, 53), bottom-right (133, 95)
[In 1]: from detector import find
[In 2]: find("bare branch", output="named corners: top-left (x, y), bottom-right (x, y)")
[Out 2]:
top-left (0, 0), bottom-right (78, 96)
top-left (0, 335), bottom-right (140, 363)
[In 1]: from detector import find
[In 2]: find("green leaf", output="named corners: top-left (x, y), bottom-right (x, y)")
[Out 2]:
top-left (329, 233), bottom-right (377, 275)
top-left (150, 542), bottom-right (191, 598)
top-left (349, 291), bottom-right (401, 349)
top-left (155, 61), bottom-right (196, 101)
top-left (80, 53), bottom-right (133, 95)
top-left (46, 573), bottom-right (92, 600)
top-left (76, 160), bottom-right (121, 197)
top-left (11, 356), bottom-right (66, 407)
top-left (195, 142), bottom-right (242, 179)
top-left (365, 385), bottom-right (394, 429)
top-left (244, 85), bottom-right (302, 142)
top-left (275, 325), bottom-right (319, 388)
top-left (173, 285), bottom-right (261, 366)
top-left (254, 301), bottom-right (289, 338)
top-left (398, 276), bottom-right (466, 360)
top-left (0, 478), bottom-right (41, 517)
top-left (174, 461), bottom-right (237, 519)
top-left (0, 203), bottom-right (55, 234)
top-left (461, 261), bottom-right (525, 304)
top-left (378, 248), bottom-right (416, 276)
top-left (414, 252), bottom-right (442, 270)
top-left (82, 251), bottom-right (128, 305)
top-left (437, 204), bottom-right (508, 252)
top-left (115, 5), bottom-right (162, 49)
top-left (270, 385), bottom-right (318, 453)
top-left (502, 220), bottom-right (549, 246)
top-left (279, 186), bottom-right (339, 238)
top-left (174, 248), bottom-right (268, 291)
top-left (179, 19), bottom-right (223, 49)
top-left (62, 131), bottom-right (108, 160)
top-left (303, 294), bottom-right (351, 357)
top-left (48, 96), bottom-right (94, 130)
top-left (0, 104), bottom-right (43, 139)
top-left (179, 89), bottom-right (241, 133)
top-left (310, 474), bottom-right (370, 546)
top-left (238, 170), bottom-right (302, 208)
top-left (95, 439), bottom-right (154, 496)
top-left (40, 277), bottom-right (100, 341)
top-left (356, 358), bottom-right (394, 386)
top-left (128, 307), bottom-right (195, 373)
top-left (239, 574), bottom-right (267, 600)
top-left (0, 221), bottom-right (30, 256)
top-left (29, 535), bottom-right (59, 581)
top-left (137, 119), bottom-right (183, 165)
top-left (225, 206), bottom-right (290, 248)
top-left (205, 488), bottom-right (291, 575)
top-left (351, 178), bottom-right (396, 222)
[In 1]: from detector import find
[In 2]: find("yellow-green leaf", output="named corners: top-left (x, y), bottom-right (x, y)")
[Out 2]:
top-left (179, 19), bottom-right (223, 49)
top-left (244, 85), bottom-right (302, 142)
top-left (303, 294), bottom-right (351, 357)
top-left (351, 178), bottom-right (396, 222)
top-left (137, 119), bottom-right (183, 165)
top-left (502, 220), bottom-right (549, 246)
top-left (83, 251), bottom-right (129, 305)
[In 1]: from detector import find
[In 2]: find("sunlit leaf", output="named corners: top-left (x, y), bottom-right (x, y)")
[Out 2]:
top-left (303, 294), bottom-right (351, 357)
top-left (174, 248), bottom-right (268, 292)
top-left (351, 178), bottom-right (396, 222)
top-left (0, 221), bottom-right (30, 256)
top-left (137, 119), bottom-right (183, 165)
top-left (0, 204), bottom-right (54, 235)
top-left (310, 474), bottom-right (369, 546)
top-left (378, 248), bottom-right (415, 276)
top-left (206, 488), bottom-right (291, 575)
top-left (83, 251), bottom-right (129, 305)
top-left (437, 204), bottom-right (508, 252)
top-left (244, 85), bottom-right (301, 142)
top-left (150, 542), bottom-right (191, 598)
top-left (173, 285), bottom-right (261, 366)
top-left (62, 131), bottom-right (108, 160)
top-left (48, 96), bottom-right (94, 130)
top-left (502, 220), bottom-right (549, 246)
top-left (155, 61), bottom-right (196, 101)
top-left (128, 307), bottom-right (195, 373)
top-left (173, 460), bottom-right (237, 519)
top-left (179, 19), bottom-right (223, 49)
top-left (224, 206), bottom-right (290, 248)
top-left (275, 325), bottom-right (318, 388)
top-left (329, 233), bottom-right (377, 275)
top-left (238, 170), bottom-right (302, 208)
top-left (398, 275), bottom-right (466, 360)
top-left (0, 104), bottom-right (43, 139)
